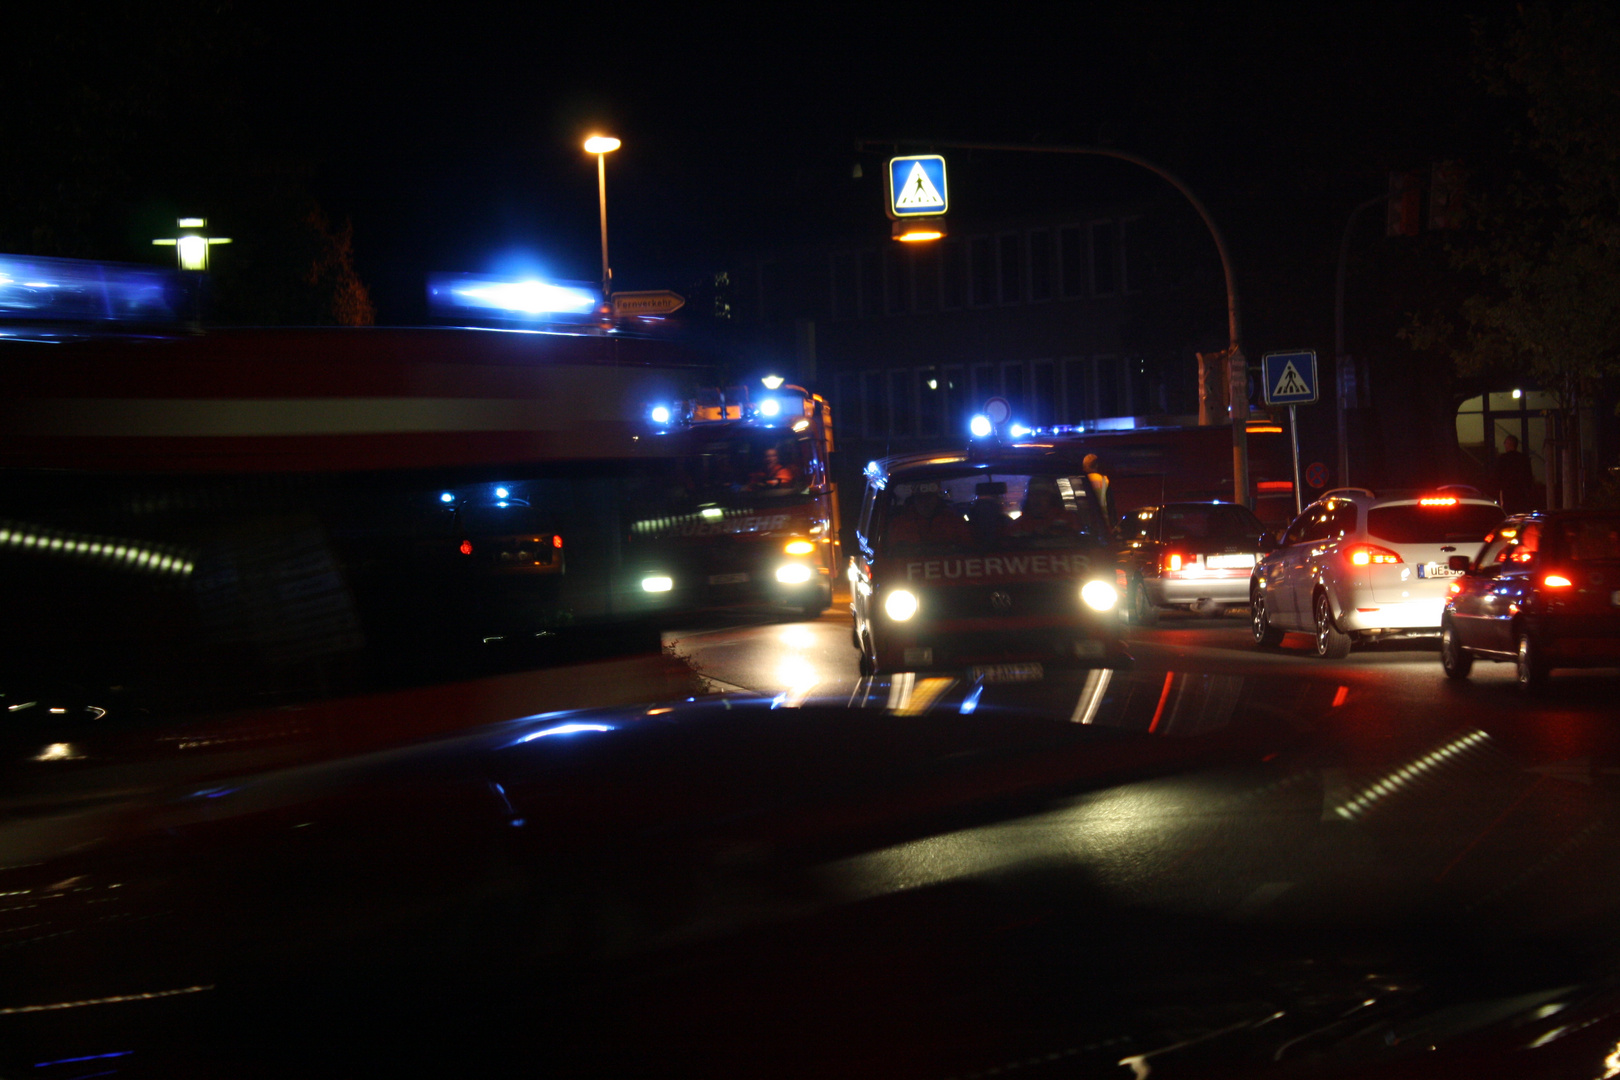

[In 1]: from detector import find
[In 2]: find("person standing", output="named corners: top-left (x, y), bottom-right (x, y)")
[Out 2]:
top-left (1492, 434), bottom-right (1535, 513)
top-left (1083, 454), bottom-right (1112, 533)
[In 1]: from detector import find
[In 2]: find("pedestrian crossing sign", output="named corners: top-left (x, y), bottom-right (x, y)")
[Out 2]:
top-left (1262, 350), bottom-right (1318, 406)
top-left (888, 155), bottom-right (949, 218)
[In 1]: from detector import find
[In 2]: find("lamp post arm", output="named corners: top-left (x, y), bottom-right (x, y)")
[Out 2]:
top-left (861, 140), bottom-right (1241, 350)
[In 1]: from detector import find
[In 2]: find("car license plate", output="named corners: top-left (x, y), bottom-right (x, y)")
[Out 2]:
top-left (969, 662), bottom-right (1044, 684)
top-left (707, 572), bottom-right (749, 585)
top-left (1418, 563), bottom-right (1461, 579)
top-left (1206, 554), bottom-right (1255, 569)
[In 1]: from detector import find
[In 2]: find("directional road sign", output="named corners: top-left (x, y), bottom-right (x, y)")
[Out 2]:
top-left (1262, 350), bottom-right (1318, 406)
top-left (888, 155), bottom-right (948, 218)
top-left (612, 290), bottom-right (685, 318)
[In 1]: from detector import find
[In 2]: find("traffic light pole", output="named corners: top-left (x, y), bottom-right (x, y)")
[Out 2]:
top-left (860, 139), bottom-right (1250, 506)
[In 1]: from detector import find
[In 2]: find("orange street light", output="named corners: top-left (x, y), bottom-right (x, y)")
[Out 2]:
top-left (583, 136), bottom-right (621, 299)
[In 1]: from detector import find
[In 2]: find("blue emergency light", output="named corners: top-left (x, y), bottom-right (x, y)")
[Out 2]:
top-left (426, 273), bottom-right (600, 323)
top-left (0, 254), bottom-right (193, 323)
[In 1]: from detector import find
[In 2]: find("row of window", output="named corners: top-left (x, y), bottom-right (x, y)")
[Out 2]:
top-left (829, 220), bottom-right (1133, 320)
top-left (833, 357), bottom-right (1144, 441)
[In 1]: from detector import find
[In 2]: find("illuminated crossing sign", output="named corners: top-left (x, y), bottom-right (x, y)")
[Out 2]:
top-left (887, 155), bottom-right (948, 218)
top-left (1262, 350), bottom-right (1318, 406)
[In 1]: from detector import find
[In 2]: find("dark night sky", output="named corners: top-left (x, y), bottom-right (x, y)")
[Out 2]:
top-left (14, 3), bottom-right (1510, 335)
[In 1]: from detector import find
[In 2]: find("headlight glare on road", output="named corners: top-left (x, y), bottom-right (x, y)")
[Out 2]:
top-left (641, 575), bottom-right (674, 593)
top-left (1080, 580), bottom-right (1119, 611)
top-left (884, 588), bottom-right (919, 621)
top-left (775, 563), bottom-right (813, 584)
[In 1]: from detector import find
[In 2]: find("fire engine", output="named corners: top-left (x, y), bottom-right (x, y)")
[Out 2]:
top-left (633, 382), bottom-right (841, 619)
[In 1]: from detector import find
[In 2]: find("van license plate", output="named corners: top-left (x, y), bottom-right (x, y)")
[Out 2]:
top-left (969, 663), bottom-right (1045, 683)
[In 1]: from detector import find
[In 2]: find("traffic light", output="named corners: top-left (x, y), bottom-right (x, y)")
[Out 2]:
top-left (1386, 171), bottom-right (1421, 237)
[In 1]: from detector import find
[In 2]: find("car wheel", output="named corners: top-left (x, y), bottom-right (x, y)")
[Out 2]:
top-left (1440, 617), bottom-right (1473, 679)
top-left (1252, 588), bottom-right (1283, 647)
top-left (1129, 577), bottom-right (1158, 627)
top-left (1516, 628), bottom-right (1548, 692)
top-left (1313, 592), bottom-right (1351, 660)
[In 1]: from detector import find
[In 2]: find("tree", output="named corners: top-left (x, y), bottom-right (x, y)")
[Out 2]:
top-left (1415, 3), bottom-right (1620, 503)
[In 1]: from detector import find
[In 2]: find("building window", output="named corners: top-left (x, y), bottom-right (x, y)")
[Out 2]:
top-left (1031, 360), bottom-right (1057, 426)
top-left (831, 253), bottom-right (858, 320)
top-left (972, 363), bottom-right (996, 405)
top-left (942, 239), bottom-right (966, 309)
top-left (1091, 221), bottom-right (1120, 295)
top-left (862, 370), bottom-right (888, 437)
top-left (918, 367), bottom-right (943, 437)
top-left (835, 372), bottom-right (862, 436)
top-left (1028, 230), bottom-right (1054, 302)
top-left (912, 244), bottom-right (940, 313)
top-left (1063, 357), bottom-right (1090, 422)
top-left (969, 237), bottom-right (995, 306)
top-left (884, 245), bottom-right (910, 315)
top-left (998, 234), bottom-right (1023, 304)
top-left (889, 369), bottom-right (915, 436)
top-left (1001, 361), bottom-right (1026, 419)
top-left (943, 365), bottom-right (967, 437)
top-left (1059, 226), bottom-right (1086, 298)
top-left (859, 250), bottom-right (881, 317)
top-left (1095, 355), bottom-right (1124, 416)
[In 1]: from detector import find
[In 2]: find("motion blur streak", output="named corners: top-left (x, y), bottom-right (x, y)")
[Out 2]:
top-left (0, 521), bottom-right (194, 577)
top-left (1070, 668), bottom-right (1113, 725)
top-left (0, 985), bottom-right (213, 1015)
top-left (1331, 730), bottom-right (1492, 820)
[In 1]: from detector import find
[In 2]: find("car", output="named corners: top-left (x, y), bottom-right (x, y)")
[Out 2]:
top-left (1440, 510), bottom-right (1620, 690)
top-left (1116, 500), bottom-right (1272, 624)
top-left (849, 447), bottom-right (1128, 676)
top-left (1250, 487), bottom-right (1506, 657)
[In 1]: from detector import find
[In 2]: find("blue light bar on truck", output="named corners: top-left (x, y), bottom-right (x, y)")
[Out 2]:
top-left (426, 273), bottom-right (600, 323)
top-left (0, 254), bottom-right (192, 323)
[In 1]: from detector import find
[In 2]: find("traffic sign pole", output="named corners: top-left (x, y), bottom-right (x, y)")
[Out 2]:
top-left (1290, 405), bottom-right (1303, 514)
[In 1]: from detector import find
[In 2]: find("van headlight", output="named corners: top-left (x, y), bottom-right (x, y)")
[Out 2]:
top-left (1080, 580), bottom-right (1118, 611)
top-left (884, 589), bottom-right (919, 621)
top-left (775, 563), bottom-right (813, 584)
top-left (641, 575), bottom-right (674, 593)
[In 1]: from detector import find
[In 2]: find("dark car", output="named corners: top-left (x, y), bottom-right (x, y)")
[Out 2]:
top-left (1441, 510), bottom-right (1620, 690)
top-left (1116, 500), bottom-right (1271, 624)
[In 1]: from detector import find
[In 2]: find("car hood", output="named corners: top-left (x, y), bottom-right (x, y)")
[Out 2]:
top-left (4, 679), bottom-right (1619, 1078)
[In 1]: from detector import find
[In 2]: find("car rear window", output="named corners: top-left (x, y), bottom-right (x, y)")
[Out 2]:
top-left (1366, 503), bottom-right (1505, 544)
top-left (1559, 517), bottom-right (1620, 561)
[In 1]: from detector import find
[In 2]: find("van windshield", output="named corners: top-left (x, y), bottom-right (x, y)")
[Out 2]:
top-left (877, 471), bottom-right (1107, 556)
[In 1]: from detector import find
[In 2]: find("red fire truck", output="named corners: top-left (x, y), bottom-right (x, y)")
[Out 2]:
top-left (632, 383), bottom-right (841, 619)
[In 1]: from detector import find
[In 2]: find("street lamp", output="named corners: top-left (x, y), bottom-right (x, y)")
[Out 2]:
top-left (152, 216), bottom-right (231, 271)
top-left (583, 135), bottom-right (621, 300)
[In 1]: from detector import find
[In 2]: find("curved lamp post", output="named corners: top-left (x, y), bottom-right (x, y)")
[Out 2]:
top-left (859, 140), bottom-right (1250, 505)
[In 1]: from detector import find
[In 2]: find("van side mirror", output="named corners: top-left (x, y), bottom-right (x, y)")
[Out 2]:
top-left (1448, 555), bottom-right (1471, 572)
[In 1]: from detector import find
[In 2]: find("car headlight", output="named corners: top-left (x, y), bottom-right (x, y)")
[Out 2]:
top-left (1080, 580), bottom-right (1118, 611)
top-left (783, 539), bottom-right (815, 556)
top-left (884, 588), bottom-right (919, 621)
top-left (775, 563), bottom-right (813, 584)
top-left (641, 575), bottom-right (674, 593)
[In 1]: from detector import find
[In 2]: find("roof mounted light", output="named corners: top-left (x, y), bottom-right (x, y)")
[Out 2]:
top-left (970, 415), bottom-right (993, 439)
top-left (426, 272), bottom-right (600, 323)
top-left (761, 375), bottom-right (785, 390)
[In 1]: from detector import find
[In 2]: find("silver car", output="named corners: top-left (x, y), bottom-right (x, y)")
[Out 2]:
top-left (1250, 487), bottom-right (1505, 658)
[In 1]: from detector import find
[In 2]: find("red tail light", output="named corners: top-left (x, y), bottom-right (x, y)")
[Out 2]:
top-left (1347, 544), bottom-right (1402, 566)
top-left (553, 535), bottom-right (563, 548)
top-left (459, 540), bottom-right (474, 556)
top-left (1164, 552), bottom-right (1187, 572)
top-left (1419, 496), bottom-right (1458, 506)
top-left (1544, 573), bottom-right (1573, 588)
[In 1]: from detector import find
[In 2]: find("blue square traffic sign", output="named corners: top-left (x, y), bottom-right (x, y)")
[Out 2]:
top-left (888, 155), bottom-right (948, 218)
top-left (1262, 350), bottom-right (1318, 406)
